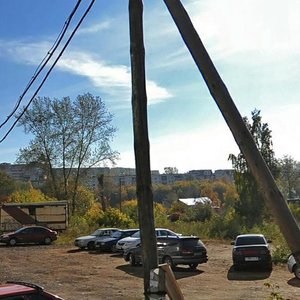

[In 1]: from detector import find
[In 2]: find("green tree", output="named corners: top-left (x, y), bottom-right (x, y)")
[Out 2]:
top-left (164, 167), bottom-right (178, 174)
top-left (278, 155), bottom-right (300, 199)
top-left (17, 93), bottom-right (119, 214)
top-left (229, 109), bottom-right (279, 227)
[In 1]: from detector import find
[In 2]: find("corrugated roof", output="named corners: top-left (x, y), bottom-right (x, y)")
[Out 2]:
top-left (178, 197), bottom-right (212, 206)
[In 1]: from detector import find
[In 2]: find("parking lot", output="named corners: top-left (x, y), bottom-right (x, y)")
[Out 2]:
top-left (1, 240), bottom-right (300, 299)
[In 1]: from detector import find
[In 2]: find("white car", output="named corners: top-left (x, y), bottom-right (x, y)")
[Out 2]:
top-left (115, 228), bottom-right (179, 253)
top-left (74, 227), bottom-right (120, 250)
top-left (287, 254), bottom-right (300, 279)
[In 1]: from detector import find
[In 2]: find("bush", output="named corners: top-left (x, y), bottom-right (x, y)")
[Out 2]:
top-left (97, 208), bottom-right (135, 228)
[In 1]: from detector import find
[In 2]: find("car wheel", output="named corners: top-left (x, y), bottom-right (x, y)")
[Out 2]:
top-left (44, 237), bottom-right (52, 245)
top-left (87, 241), bottom-right (95, 250)
top-left (293, 265), bottom-right (300, 279)
top-left (8, 238), bottom-right (17, 246)
top-left (189, 263), bottom-right (198, 270)
top-left (129, 253), bottom-right (136, 266)
top-left (163, 256), bottom-right (175, 269)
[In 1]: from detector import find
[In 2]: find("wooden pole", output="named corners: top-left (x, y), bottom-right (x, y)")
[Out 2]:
top-left (129, 0), bottom-right (159, 295)
top-left (163, 0), bottom-right (300, 263)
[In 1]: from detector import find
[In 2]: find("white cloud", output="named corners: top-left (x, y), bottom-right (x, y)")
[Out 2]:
top-left (77, 21), bottom-right (111, 35)
top-left (57, 51), bottom-right (172, 105)
top-left (0, 40), bottom-right (172, 106)
top-left (186, 0), bottom-right (300, 61)
top-left (116, 122), bottom-right (239, 173)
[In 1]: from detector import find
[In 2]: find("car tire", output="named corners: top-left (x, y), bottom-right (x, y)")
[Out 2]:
top-left (87, 241), bottom-right (95, 250)
top-left (44, 237), bottom-right (52, 245)
top-left (189, 263), bottom-right (198, 270)
top-left (129, 253), bottom-right (136, 266)
top-left (163, 256), bottom-right (175, 269)
top-left (8, 238), bottom-right (17, 246)
top-left (293, 265), bottom-right (300, 279)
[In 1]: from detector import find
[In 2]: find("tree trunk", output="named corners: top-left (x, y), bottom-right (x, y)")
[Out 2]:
top-left (129, 0), bottom-right (158, 295)
top-left (163, 0), bottom-right (300, 263)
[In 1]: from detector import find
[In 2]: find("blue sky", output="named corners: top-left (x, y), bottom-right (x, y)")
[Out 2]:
top-left (0, 0), bottom-right (299, 174)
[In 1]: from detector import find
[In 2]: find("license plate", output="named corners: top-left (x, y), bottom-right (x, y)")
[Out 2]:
top-left (245, 257), bottom-right (259, 261)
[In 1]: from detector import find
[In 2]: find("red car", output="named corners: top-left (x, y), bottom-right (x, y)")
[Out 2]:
top-left (0, 281), bottom-right (64, 299)
top-left (0, 226), bottom-right (58, 246)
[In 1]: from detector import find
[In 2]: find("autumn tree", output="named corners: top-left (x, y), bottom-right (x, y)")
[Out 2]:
top-left (0, 171), bottom-right (16, 202)
top-left (16, 93), bottom-right (119, 214)
top-left (229, 109), bottom-right (279, 227)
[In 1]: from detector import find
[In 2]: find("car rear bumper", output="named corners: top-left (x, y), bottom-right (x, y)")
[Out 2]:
top-left (171, 255), bottom-right (208, 265)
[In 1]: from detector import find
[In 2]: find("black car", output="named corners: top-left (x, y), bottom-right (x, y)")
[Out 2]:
top-left (123, 235), bottom-right (208, 270)
top-left (95, 229), bottom-right (139, 252)
top-left (231, 234), bottom-right (272, 271)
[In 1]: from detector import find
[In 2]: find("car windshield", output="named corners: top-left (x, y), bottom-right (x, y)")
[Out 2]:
top-left (111, 231), bottom-right (122, 238)
top-left (235, 236), bottom-right (266, 246)
top-left (131, 231), bottom-right (140, 238)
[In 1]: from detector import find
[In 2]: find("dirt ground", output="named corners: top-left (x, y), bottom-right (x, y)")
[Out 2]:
top-left (1, 240), bottom-right (300, 300)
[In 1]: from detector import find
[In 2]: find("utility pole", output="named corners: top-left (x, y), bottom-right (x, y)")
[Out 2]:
top-left (129, 0), bottom-right (158, 296)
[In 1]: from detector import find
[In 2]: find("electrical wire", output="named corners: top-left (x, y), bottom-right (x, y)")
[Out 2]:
top-left (0, 0), bottom-right (96, 144)
top-left (0, 0), bottom-right (82, 129)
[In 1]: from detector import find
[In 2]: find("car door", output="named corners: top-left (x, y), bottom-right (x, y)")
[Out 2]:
top-left (16, 227), bottom-right (33, 243)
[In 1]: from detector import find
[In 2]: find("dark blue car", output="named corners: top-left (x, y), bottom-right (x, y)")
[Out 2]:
top-left (95, 229), bottom-right (139, 252)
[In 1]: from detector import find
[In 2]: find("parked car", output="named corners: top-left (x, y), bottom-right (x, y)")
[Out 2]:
top-left (231, 234), bottom-right (272, 271)
top-left (74, 227), bottom-right (120, 250)
top-left (123, 235), bottom-right (208, 270)
top-left (95, 229), bottom-right (139, 252)
top-left (0, 281), bottom-right (63, 299)
top-left (116, 228), bottom-right (179, 253)
top-left (287, 254), bottom-right (300, 279)
top-left (0, 226), bottom-right (57, 246)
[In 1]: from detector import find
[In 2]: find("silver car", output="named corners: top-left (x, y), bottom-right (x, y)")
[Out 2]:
top-left (287, 255), bottom-right (300, 279)
top-left (74, 227), bottom-right (120, 250)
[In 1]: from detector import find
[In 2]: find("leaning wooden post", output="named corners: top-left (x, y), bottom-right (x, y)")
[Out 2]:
top-left (128, 0), bottom-right (159, 296)
top-left (163, 0), bottom-right (300, 263)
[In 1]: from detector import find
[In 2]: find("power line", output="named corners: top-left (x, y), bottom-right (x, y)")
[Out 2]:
top-left (0, 0), bottom-right (82, 129)
top-left (0, 0), bottom-right (96, 144)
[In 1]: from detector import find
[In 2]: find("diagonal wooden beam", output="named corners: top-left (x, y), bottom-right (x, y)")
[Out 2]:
top-left (163, 0), bottom-right (300, 264)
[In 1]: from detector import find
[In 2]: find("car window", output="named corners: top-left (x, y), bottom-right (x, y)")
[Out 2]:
top-left (111, 231), bottom-right (122, 238)
top-left (131, 231), bottom-right (140, 238)
top-left (235, 236), bottom-right (266, 246)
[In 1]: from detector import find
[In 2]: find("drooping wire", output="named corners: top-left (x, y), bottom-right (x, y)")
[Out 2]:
top-left (0, 0), bottom-right (96, 144)
top-left (0, 0), bottom-right (82, 129)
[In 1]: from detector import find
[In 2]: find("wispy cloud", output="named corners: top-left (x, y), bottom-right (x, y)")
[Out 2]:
top-left (187, 0), bottom-right (300, 62)
top-left (77, 21), bottom-right (111, 35)
top-left (0, 39), bottom-right (172, 105)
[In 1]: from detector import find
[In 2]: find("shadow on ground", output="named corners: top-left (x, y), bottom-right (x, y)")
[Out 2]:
top-left (227, 265), bottom-right (271, 281)
top-left (117, 264), bottom-right (204, 280)
top-left (287, 277), bottom-right (300, 287)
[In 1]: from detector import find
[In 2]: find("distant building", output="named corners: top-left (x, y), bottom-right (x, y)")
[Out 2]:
top-left (0, 163), bottom-right (234, 190)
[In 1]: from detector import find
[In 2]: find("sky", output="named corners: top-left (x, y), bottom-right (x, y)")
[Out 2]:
top-left (0, 0), bottom-right (299, 174)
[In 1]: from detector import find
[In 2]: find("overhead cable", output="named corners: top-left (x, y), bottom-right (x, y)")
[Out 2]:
top-left (0, 0), bottom-right (96, 143)
top-left (0, 0), bottom-right (82, 129)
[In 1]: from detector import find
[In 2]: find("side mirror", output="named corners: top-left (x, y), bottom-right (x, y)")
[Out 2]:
top-left (231, 241), bottom-right (235, 245)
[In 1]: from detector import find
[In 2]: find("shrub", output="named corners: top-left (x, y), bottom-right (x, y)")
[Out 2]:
top-left (98, 208), bottom-right (135, 228)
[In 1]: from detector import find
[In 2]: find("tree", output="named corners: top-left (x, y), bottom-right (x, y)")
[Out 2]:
top-left (164, 166), bottom-right (178, 174)
top-left (229, 109), bottom-right (279, 227)
top-left (278, 155), bottom-right (300, 200)
top-left (17, 93), bottom-right (119, 214)
top-left (0, 171), bottom-right (16, 202)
